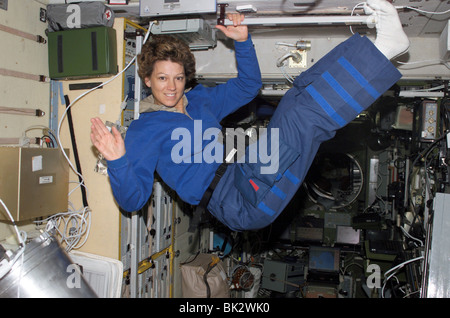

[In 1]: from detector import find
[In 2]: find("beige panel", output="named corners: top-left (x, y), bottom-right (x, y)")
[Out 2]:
top-left (0, 147), bottom-right (69, 221)
top-left (0, 0), bottom-right (51, 241)
top-left (0, 0), bottom-right (50, 141)
top-left (57, 18), bottom-right (126, 259)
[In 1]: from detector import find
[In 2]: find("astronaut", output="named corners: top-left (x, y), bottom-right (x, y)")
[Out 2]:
top-left (90, 0), bottom-right (409, 231)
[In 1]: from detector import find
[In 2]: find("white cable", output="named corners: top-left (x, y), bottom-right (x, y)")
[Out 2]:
top-left (393, 4), bottom-right (450, 71)
top-left (56, 21), bottom-right (154, 172)
top-left (56, 57), bottom-right (136, 184)
top-left (381, 256), bottom-right (424, 298)
top-left (280, 65), bottom-right (295, 83)
top-left (22, 125), bottom-right (58, 148)
top-left (397, 59), bottom-right (450, 69)
top-left (68, 180), bottom-right (90, 201)
top-left (275, 43), bottom-right (299, 83)
top-left (38, 205), bottom-right (92, 251)
top-left (383, 252), bottom-right (424, 279)
top-left (350, 2), bottom-right (367, 35)
top-left (48, 22), bottom-right (155, 251)
top-left (275, 41), bottom-right (296, 47)
top-left (400, 226), bottom-right (424, 247)
top-left (404, 84), bottom-right (445, 92)
top-left (399, 6), bottom-right (450, 15)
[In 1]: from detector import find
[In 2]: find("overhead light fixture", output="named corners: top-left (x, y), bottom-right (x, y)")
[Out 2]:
top-left (399, 91), bottom-right (445, 98)
top-left (107, 0), bottom-right (128, 4)
top-left (224, 15), bottom-right (377, 27)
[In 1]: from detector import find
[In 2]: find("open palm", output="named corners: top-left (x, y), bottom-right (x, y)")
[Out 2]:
top-left (90, 117), bottom-right (126, 161)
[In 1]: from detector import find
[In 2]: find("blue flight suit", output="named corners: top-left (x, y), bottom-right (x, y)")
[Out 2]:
top-left (207, 34), bottom-right (402, 231)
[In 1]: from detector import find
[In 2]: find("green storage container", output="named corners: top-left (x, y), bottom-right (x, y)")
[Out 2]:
top-left (48, 26), bottom-right (118, 80)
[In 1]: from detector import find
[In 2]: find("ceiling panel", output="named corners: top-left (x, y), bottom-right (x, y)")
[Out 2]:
top-left (101, 0), bottom-right (450, 38)
top-left (216, 0), bottom-right (450, 37)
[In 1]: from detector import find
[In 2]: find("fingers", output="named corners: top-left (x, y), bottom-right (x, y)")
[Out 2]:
top-left (91, 117), bottom-right (109, 135)
top-left (90, 117), bottom-right (110, 147)
top-left (111, 126), bottom-right (123, 141)
top-left (90, 118), bottom-right (114, 147)
top-left (89, 132), bottom-right (97, 146)
top-left (90, 118), bottom-right (126, 160)
top-left (216, 13), bottom-right (244, 29)
top-left (227, 13), bottom-right (244, 26)
top-left (215, 24), bottom-right (227, 34)
top-left (215, 13), bottom-right (248, 42)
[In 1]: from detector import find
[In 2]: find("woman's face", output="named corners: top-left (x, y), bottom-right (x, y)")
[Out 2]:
top-left (145, 60), bottom-right (186, 112)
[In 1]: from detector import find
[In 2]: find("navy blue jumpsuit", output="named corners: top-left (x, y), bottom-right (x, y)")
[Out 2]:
top-left (207, 34), bottom-right (402, 231)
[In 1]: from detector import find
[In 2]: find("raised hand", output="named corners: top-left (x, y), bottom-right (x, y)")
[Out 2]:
top-left (90, 117), bottom-right (126, 161)
top-left (215, 13), bottom-right (248, 42)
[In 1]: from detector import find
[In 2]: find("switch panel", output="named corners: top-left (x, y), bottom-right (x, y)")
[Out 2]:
top-left (420, 100), bottom-right (438, 142)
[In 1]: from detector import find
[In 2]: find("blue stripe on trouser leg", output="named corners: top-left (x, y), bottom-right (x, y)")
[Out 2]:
top-left (270, 185), bottom-right (287, 200)
top-left (257, 202), bottom-right (276, 216)
top-left (321, 71), bottom-right (364, 114)
top-left (206, 34), bottom-right (402, 232)
top-left (305, 85), bottom-right (347, 128)
top-left (337, 57), bottom-right (380, 99)
top-left (284, 169), bottom-right (300, 185)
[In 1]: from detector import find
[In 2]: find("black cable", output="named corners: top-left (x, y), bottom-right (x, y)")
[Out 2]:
top-left (203, 261), bottom-right (218, 298)
top-left (64, 95), bottom-right (89, 208)
top-left (41, 134), bottom-right (53, 148)
top-left (412, 132), bottom-right (447, 168)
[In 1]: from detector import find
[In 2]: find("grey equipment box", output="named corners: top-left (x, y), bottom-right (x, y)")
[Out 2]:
top-left (151, 18), bottom-right (216, 50)
top-left (48, 26), bottom-right (118, 79)
top-left (261, 259), bottom-right (305, 293)
top-left (0, 147), bottom-right (70, 221)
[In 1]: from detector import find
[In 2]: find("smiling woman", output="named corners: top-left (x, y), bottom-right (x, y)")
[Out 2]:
top-left (137, 34), bottom-right (196, 113)
top-left (144, 60), bottom-right (187, 112)
top-left (137, 34), bottom-right (197, 87)
top-left (90, 2), bottom-right (408, 231)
